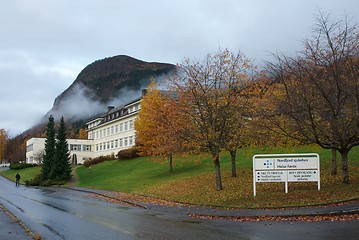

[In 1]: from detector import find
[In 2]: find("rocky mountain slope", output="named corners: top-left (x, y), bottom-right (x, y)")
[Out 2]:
top-left (7, 55), bottom-right (175, 162)
top-left (46, 55), bottom-right (176, 122)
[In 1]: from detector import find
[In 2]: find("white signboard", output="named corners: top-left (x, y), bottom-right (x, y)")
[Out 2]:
top-left (253, 153), bottom-right (320, 196)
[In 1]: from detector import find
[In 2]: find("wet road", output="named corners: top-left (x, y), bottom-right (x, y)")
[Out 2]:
top-left (0, 175), bottom-right (358, 240)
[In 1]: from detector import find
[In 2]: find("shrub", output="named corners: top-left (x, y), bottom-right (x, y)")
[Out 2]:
top-left (25, 173), bottom-right (67, 186)
top-left (10, 163), bottom-right (37, 170)
top-left (25, 174), bottom-right (42, 186)
top-left (117, 147), bottom-right (140, 160)
top-left (83, 155), bottom-right (114, 167)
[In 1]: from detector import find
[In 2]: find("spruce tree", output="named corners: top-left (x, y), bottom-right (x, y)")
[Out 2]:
top-left (42, 115), bottom-right (56, 180)
top-left (51, 116), bottom-right (72, 181)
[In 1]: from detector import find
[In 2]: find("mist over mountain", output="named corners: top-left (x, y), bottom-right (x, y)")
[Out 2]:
top-left (6, 55), bottom-right (175, 162)
top-left (43, 55), bottom-right (176, 123)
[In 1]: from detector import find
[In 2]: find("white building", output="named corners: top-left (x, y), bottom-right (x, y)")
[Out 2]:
top-left (26, 138), bottom-right (93, 164)
top-left (26, 92), bottom-right (142, 164)
top-left (86, 96), bottom-right (140, 158)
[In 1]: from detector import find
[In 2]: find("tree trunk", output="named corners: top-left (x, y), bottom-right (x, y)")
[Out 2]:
top-left (341, 150), bottom-right (349, 184)
top-left (213, 154), bottom-right (223, 190)
top-left (331, 149), bottom-right (337, 175)
top-left (168, 154), bottom-right (173, 173)
top-left (229, 149), bottom-right (237, 177)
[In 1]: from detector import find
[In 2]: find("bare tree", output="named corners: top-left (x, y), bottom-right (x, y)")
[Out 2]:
top-left (267, 12), bottom-right (359, 184)
top-left (33, 150), bottom-right (44, 164)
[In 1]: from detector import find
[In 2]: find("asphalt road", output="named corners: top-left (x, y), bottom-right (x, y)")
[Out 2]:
top-left (0, 174), bottom-right (358, 240)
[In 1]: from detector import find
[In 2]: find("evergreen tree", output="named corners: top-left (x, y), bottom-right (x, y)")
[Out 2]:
top-left (51, 116), bottom-right (72, 181)
top-left (41, 115), bottom-right (56, 180)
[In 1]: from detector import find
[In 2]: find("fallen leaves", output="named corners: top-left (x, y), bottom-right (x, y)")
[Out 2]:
top-left (189, 213), bottom-right (359, 222)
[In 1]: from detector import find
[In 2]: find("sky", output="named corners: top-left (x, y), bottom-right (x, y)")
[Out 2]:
top-left (1, 0), bottom-right (358, 137)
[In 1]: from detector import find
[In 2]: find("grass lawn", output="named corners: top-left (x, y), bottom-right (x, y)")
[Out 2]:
top-left (1, 145), bottom-right (358, 208)
top-left (0, 166), bottom-right (41, 185)
top-left (76, 145), bottom-right (359, 208)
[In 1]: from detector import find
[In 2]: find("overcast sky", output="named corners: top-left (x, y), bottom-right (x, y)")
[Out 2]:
top-left (1, 0), bottom-right (358, 137)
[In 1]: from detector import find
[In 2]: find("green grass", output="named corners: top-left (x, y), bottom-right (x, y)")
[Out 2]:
top-left (0, 166), bottom-right (41, 185)
top-left (1, 145), bottom-right (358, 208)
top-left (76, 145), bottom-right (359, 208)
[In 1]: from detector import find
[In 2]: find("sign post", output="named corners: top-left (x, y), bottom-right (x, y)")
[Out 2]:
top-left (253, 153), bottom-right (320, 196)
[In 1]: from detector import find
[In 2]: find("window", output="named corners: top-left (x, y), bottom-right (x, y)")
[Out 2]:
top-left (96, 131), bottom-right (98, 139)
top-left (124, 122), bottom-right (128, 131)
top-left (107, 141), bottom-right (110, 149)
top-left (115, 125), bottom-right (118, 133)
top-left (27, 144), bottom-right (34, 152)
top-left (120, 123), bottom-right (123, 132)
top-left (135, 104), bottom-right (139, 111)
top-left (99, 130), bottom-right (102, 138)
top-left (124, 137), bottom-right (128, 146)
top-left (129, 136), bottom-right (133, 145)
top-left (111, 140), bottom-right (114, 149)
top-left (107, 128), bottom-right (110, 136)
top-left (129, 120), bottom-right (134, 130)
top-left (96, 144), bottom-right (99, 151)
top-left (119, 138), bottom-right (123, 147)
top-left (111, 126), bottom-right (114, 135)
top-left (74, 145), bottom-right (81, 151)
top-left (115, 139), bottom-right (118, 148)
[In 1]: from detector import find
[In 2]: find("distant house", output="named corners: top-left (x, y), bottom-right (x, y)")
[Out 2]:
top-left (26, 90), bottom-right (142, 164)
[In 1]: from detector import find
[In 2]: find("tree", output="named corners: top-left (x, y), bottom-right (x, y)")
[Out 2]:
top-left (33, 150), bottom-right (44, 164)
top-left (267, 13), bottom-right (359, 184)
top-left (167, 49), bottom-right (257, 190)
top-left (135, 81), bottom-right (185, 173)
top-left (42, 115), bottom-right (56, 180)
top-left (0, 129), bottom-right (8, 162)
top-left (79, 128), bottom-right (88, 139)
top-left (51, 117), bottom-right (72, 181)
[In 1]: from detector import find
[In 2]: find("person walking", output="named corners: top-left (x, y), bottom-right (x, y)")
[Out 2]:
top-left (15, 173), bottom-right (21, 187)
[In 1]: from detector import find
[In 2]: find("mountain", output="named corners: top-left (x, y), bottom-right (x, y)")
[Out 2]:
top-left (45, 55), bottom-right (176, 123)
top-left (7, 55), bottom-right (175, 163)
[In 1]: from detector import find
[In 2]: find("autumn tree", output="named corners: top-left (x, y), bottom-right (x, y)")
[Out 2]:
top-left (0, 129), bottom-right (8, 162)
top-left (267, 13), bottom-right (359, 184)
top-left (167, 49), bottom-right (257, 190)
top-left (79, 128), bottom-right (88, 139)
top-left (135, 81), bottom-right (185, 173)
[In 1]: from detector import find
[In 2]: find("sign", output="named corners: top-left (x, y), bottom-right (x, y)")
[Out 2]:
top-left (253, 153), bottom-right (320, 196)
top-left (274, 157), bottom-right (318, 169)
top-left (256, 170), bottom-right (287, 182)
top-left (287, 170), bottom-right (319, 182)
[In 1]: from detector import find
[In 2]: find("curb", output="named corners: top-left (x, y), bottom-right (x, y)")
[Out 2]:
top-left (0, 203), bottom-right (38, 239)
top-left (190, 208), bottom-right (359, 219)
top-left (63, 186), bottom-right (359, 219)
top-left (63, 187), bottom-right (148, 209)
